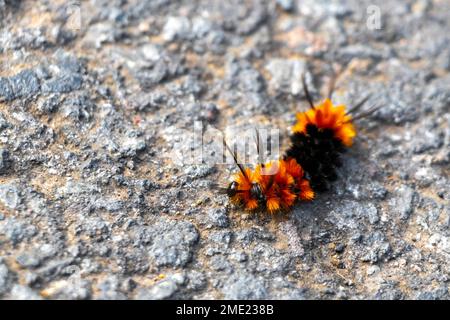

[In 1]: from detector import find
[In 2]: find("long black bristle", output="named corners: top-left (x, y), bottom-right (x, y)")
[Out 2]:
top-left (346, 94), bottom-right (371, 115)
top-left (327, 68), bottom-right (341, 99)
top-left (223, 137), bottom-right (248, 179)
top-left (254, 127), bottom-right (265, 167)
top-left (302, 74), bottom-right (315, 110)
top-left (350, 104), bottom-right (382, 122)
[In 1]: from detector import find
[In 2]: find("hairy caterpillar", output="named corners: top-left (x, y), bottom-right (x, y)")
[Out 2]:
top-left (224, 72), bottom-right (379, 213)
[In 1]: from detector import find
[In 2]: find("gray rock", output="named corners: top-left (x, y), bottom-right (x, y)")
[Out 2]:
top-left (23, 271), bottom-right (39, 286)
top-left (207, 208), bottom-right (230, 228)
top-left (54, 51), bottom-right (83, 74)
top-left (339, 44), bottom-right (386, 62)
top-left (82, 22), bottom-right (124, 48)
top-left (96, 276), bottom-right (126, 300)
top-left (238, 68), bottom-right (265, 93)
top-left (416, 286), bottom-right (449, 300)
top-left (0, 69), bottom-right (40, 101)
top-left (162, 16), bottom-right (191, 41)
top-left (374, 282), bottom-right (404, 300)
top-left (0, 259), bottom-right (10, 296)
top-left (367, 265), bottom-right (380, 276)
top-left (366, 203), bottom-right (380, 225)
top-left (140, 44), bottom-right (163, 62)
top-left (42, 73), bottom-right (82, 93)
top-left (0, 113), bottom-right (9, 130)
top-left (9, 284), bottom-right (42, 300)
top-left (61, 94), bottom-right (94, 121)
top-left (34, 65), bottom-right (51, 80)
top-left (361, 232), bottom-right (393, 264)
top-left (135, 62), bottom-right (168, 88)
top-left (117, 249), bottom-right (150, 275)
top-left (0, 218), bottom-right (37, 245)
top-left (208, 255), bottom-right (233, 272)
top-left (276, 0), bottom-right (294, 11)
top-left (0, 77), bottom-right (13, 101)
top-left (206, 231), bottom-right (232, 256)
top-left (222, 273), bottom-right (267, 299)
top-left (128, 91), bottom-right (167, 111)
top-left (119, 135), bottom-right (147, 157)
top-left (186, 271), bottom-right (207, 291)
top-left (299, 0), bottom-right (352, 18)
top-left (37, 94), bottom-right (60, 114)
top-left (16, 252), bottom-right (41, 269)
top-left (136, 274), bottom-right (185, 300)
top-left (0, 148), bottom-right (12, 174)
top-left (412, 128), bottom-right (444, 154)
top-left (390, 185), bottom-right (416, 220)
top-left (43, 278), bottom-right (92, 300)
top-left (236, 227), bottom-right (275, 246)
top-left (335, 243), bottom-right (345, 253)
top-left (265, 59), bottom-right (307, 95)
top-left (147, 219), bottom-right (199, 268)
top-left (192, 17), bottom-right (212, 38)
top-left (236, 5), bottom-right (266, 35)
top-left (36, 258), bottom-right (74, 279)
top-left (16, 244), bottom-right (56, 269)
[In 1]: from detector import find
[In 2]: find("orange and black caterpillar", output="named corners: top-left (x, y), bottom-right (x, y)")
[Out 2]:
top-left (224, 72), bottom-right (380, 214)
top-left (285, 74), bottom-right (376, 192)
top-left (224, 144), bottom-right (315, 213)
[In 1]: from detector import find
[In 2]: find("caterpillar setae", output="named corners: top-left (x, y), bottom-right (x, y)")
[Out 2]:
top-left (224, 72), bottom-right (380, 214)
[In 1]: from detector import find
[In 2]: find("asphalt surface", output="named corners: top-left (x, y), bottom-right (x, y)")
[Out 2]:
top-left (0, 0), bottom-right (449, 299)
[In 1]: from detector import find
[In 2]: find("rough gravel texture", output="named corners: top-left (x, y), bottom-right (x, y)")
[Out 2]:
top-left (0, 0), bottom-right (449, 300)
